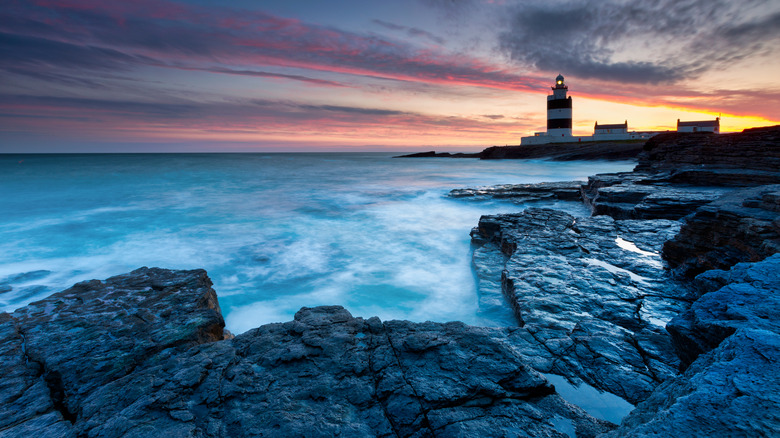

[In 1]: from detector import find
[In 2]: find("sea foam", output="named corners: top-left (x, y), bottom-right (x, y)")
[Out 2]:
top-left (0, 153), bottom-right (634, 332)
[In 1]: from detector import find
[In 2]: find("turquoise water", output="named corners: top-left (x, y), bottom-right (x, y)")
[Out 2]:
top-left (0, 153), bottom-right (634, 333)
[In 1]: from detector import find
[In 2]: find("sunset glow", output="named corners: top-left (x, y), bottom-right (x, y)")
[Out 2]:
top-left (2, 0), bottom-right (779, 152)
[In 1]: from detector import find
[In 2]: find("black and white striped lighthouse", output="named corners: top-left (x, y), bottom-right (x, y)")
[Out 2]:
top-left (547, 74), bottom-right (572, 137)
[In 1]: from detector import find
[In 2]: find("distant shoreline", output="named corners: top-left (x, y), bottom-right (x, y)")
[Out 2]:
top-left (395, 139), bottom-right (647, 161)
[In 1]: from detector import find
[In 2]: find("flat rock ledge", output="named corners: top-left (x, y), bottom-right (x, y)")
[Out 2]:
top-left (1, 268), bottom-right (614, 438)
top-left (471, 208), bottom-right (687, 405)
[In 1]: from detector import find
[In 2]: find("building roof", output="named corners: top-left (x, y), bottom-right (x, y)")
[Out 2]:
top-left (677, 118), bottom-right (720, 127)
top-left (595, 121), bottom-right (627, 129)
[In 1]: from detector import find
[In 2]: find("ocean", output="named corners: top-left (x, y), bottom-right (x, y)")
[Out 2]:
top-left (0, 153), bottom-right (634, 333)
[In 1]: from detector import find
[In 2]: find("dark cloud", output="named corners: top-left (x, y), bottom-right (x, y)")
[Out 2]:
top-left (497, 0), bottom-right (780, 84)
top-left (372, 19), bottom-right (445, 44)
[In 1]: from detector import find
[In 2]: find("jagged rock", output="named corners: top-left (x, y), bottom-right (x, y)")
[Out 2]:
top-left (471, 208), bottom-right (687, 404)
top-left (608, 256), bottom-right (780, 436)
top-left (663, 185), bottom-right (780, 277)
top-left (449, 181), bottom-right (584, 203)
top-left (604, 328), bottom-right (780, 438)
top-left (580, 172), bottom-right (733, 220)
top-left (0, 269), bottom-right (617, 437)
top-left (0, 267), bottom-right (228, 437)
top-left (666, 254), bottom-right (780, 367)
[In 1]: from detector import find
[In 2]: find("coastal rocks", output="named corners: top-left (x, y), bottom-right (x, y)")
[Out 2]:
top-left (610, 255), bottom-right (780, 436)
top-left (637, 126), bottom-right (780, 176)
top-left (450, 181), bottom-right (584, 203)
top-left (394, 151), bottom-right (479, 158)
top-left (478, 141), bottom-right (645, 161)
top-left (666, 254), bottom-right (780, 367)
top-left (0, 269), bottom-right (617, 437)
top-left (471, 208), bottom-right (687, 404)
top-left (604, 328), bottom-right (780, 437)
top-left (395, 140), bottom-right (647, 161)
top-left (1, 267), bottom-right (228, 437)
top-left (663, 185), bottom-right (780, 277)
top-left (580, 172), bottom-right (733, 220)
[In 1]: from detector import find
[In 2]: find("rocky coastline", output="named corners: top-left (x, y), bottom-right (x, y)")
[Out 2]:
top-left (1, 127), bottom-right (778, 437)
top-left (395, 139), bottom-right (647, 161)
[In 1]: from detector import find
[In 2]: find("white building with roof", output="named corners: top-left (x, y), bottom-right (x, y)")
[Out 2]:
top-left (677, 118), bottom-right (720, 133)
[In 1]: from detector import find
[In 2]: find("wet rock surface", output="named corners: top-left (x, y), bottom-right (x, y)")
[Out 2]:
top-left (1, 267), bottom-right (228, 437)
top-left (471, 208), bottom-right (687, 405)
top-left (450, 181), bottom-right (584, 203)
top-left (604, 328), bottom-right (780, 438)
top-left (1, 269), bottom-right (616, 437)
top-left (580, 171), bottom-right (735, 220)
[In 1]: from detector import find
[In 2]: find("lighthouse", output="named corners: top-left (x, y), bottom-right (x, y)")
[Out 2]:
top-left (547, 74), bottom-right (572, 137)
top-left (519, 74), bottom-right (666, 145)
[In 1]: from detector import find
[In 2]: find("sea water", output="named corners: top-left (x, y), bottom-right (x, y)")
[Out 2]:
top-left (0, 153), bottom-right (634, 333)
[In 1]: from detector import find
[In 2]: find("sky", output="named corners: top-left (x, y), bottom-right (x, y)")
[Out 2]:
top-left (2, 0), bottom-right (779, 152)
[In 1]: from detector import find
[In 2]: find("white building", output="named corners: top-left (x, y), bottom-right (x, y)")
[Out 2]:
top-left (594, 121), bottom-right (627, 135)
top-left (677, 117), bottom-right (720, 133)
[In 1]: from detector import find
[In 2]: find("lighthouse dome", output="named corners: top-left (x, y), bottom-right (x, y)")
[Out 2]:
top-left (555, 74), bottom-right (564, 84)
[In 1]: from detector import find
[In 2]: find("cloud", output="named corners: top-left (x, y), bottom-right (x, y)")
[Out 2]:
top-left (0, 91), bottom-right (527, 148)
top-left (372, 19), bottom-right (445, 45)
top-left (497, 0), bottom-right (780, 84)
top-left (0, 0), bottom-right (542, 93)
top-left (0, 32), bottom-right (148, 71)
top-left (168, 66), bottom-right (346, 87)
top-left (297, 104), bottom-right (408, 117)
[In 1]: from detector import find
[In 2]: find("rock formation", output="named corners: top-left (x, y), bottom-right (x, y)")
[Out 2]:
top-left (462, 126), bottom-right (780, 437)
top-left (663, 185), bottom-right (780, 277)
top-left (471, 208), bottom-right (686, 404)
top-left (394, 140), bottom-right (646, 161)
top-left (1, 268), bottom-right (615, 437)
top-left (450, 181), bottom-right (584, 203)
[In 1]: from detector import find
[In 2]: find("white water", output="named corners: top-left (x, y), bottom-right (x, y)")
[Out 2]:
top-left (0, 153), bottom-right (634, 333)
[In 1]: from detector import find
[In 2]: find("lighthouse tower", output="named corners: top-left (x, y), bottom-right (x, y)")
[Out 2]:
top-left (547, 74), bottom-right (572, 138)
